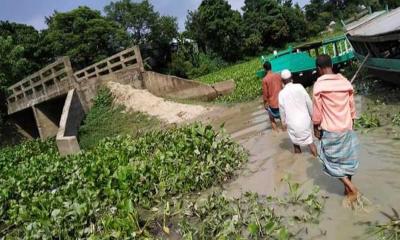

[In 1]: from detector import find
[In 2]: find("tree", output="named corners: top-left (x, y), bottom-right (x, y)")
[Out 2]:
top-left (282, 4), bottom-right (309, 43)
top-left (381, 0), bottom-right (400, 8)
top-left (0, 36), bottom-right (32, 139)
top-left (242, 0), bottom-right (289, 53)
top-left (304, 0), bottom-right (332, 34)
top-left (105, 0), bottom-right (178, 69)
top-left (185, 0), bottom-right (244, 62)
top-left (0, 36), bottom-right (34, 87)
top-left (105, 0), bottom-right (158, 44)
top-left (39, 6), bottom-right (128, 70)
top-left (0, 21), bottom-right (42, 82)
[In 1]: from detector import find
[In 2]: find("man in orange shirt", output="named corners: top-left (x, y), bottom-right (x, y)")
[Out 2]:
top-left (313, 55), bottom-right (359, 204)
top-left (262, 61), bottom-right (283, 131)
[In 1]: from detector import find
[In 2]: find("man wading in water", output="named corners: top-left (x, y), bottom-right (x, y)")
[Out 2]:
top-left (262, 61), bottom-right (283, 132)
top-left (279, 69), bottom-right (317, 156)
top-left (312, 55), bottom-right (360, 203)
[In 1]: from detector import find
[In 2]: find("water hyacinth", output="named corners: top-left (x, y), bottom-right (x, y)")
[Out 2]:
top-left (0, 124), bottom-right (247, 238)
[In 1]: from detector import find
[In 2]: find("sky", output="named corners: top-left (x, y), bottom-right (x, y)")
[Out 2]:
top-left (0, 0), bottom-right (308, 31)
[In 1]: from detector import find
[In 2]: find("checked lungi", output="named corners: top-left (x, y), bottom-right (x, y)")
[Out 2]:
top-left (318, 130), bottom-right (359, 178)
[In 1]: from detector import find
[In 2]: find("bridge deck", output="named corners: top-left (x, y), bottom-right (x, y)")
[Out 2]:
top-left (7, 57), bottom-right (75, 115)
top-left (7, 46), bottom-right (143, 115)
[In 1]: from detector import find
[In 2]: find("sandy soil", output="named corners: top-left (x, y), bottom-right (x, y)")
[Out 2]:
top-left (107, 82), bottom-right (214, 124)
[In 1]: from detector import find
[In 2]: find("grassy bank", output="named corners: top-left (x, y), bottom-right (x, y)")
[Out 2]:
top-left (197, 58), bottom-right (261, 103)
top-left (78, 88), bottom-right (160, 149)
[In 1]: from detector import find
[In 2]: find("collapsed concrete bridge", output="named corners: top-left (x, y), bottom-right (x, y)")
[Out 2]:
top-left (6, 46), bottom-right (234, 155)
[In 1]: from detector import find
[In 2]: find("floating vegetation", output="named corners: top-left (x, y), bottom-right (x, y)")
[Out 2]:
top-left (368, 208), bottom-right (400, 240)
top-left (355, 113), bottom-right (381, 129)
top-left (0, 124), bottom-right (247, 238)
top-left (177, 180), bottom-right (325, 239)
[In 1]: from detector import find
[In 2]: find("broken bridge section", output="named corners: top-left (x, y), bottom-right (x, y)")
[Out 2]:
top-left (7, 57), bottom-right (75, 139)
top-left (7, 57), bottom-right (75, 115)
top-left (5, 46), bottom-right (147, 155)
top-left (6, 45), bottom-right (235, 155)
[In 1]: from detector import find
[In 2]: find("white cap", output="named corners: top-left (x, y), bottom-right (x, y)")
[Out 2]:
top-left (281, 69), bottom-right (292, 80)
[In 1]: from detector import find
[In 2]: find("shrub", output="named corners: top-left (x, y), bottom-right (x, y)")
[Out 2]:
top-left (187, 52), bottom-right (228, 78)
top-left (168, 48), bottom-right (227, 79)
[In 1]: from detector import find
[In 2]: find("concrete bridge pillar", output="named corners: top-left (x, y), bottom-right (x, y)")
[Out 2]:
top-left (32, 95), bottom-right (66, 139)
top-left (32, 106), bottom-right (59, 139)
top-left (56, 89), bottom-right (85, 156)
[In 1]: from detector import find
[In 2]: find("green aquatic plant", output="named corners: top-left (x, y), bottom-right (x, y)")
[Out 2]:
top-left (177, 192), bottom-right (318, 240)
top-left (355, 113), bottom-right (381, 129)
top-left (282, 175), bottom-right (303, 203)
top-left (281, 175), bottom-right (324, 223)
top-left (0, 124), bottom-right (247, 238)
top-left (0, 122), bottom-right (327, 239)
top-left (368, 208), bottom-right (400, 240)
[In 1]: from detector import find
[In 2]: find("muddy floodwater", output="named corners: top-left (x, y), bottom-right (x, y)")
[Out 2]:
top-left (206, 99), bottom-right (400, 239)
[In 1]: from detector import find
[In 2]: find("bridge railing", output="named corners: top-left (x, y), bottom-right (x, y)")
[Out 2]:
top-left (74, 46), bottom-right (143, 82)
top-left (7, 57), bottom-right (75, 114)
top-left (7, 46), bottom-right (144, 115)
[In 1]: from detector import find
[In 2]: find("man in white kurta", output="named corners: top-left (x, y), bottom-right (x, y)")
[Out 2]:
top-left (279, 70), bottom-right (317, 156)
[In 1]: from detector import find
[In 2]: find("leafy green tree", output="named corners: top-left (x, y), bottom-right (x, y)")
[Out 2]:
top-left (242, 32), bottom-right (263, 55)
top-left (105, 0), bottom-right (158, 44)
top-left (0, 36), bottom-right (32, 138)
top-left (282, 4), bottom-right (309, 43)
top-left (185, 0), bottom-right (244, 62)
top-left (303, 0), bottom-right (386, 34)
top-left (382, 0), bottom-right (400, 8)
top-left (39, 6), bottom-right (128, 70)
top-left (0, 36), bottom-right (33, 88)
top-left (242, 0), bottom-right (289, 52)
top-left (304, 0), bottom-right (332, 34)
top-left (105, 0), bottom-right (178, 69)
top-left (0, 22), bottom-right (41, 83)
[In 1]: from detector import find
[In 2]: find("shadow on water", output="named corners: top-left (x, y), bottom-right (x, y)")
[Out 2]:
top-left (278, 136), bottom-right (293, 152)
top-left (305, 157), bottom-right (344, 196)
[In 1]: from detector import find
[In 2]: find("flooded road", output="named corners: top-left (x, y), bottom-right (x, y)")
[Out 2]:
top-left (208, 99), bottom-right (400, 239)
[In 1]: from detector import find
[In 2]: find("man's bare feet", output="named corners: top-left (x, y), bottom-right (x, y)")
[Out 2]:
top-left (346, 191), bottom-right (358, 203)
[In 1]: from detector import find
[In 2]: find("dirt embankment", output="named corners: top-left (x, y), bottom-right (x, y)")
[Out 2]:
top-left (107, 82), bottom-right (214, 124)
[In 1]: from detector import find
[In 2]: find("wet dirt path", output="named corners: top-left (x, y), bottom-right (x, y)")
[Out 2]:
top-left (206, 99), bottom-right (400, 239)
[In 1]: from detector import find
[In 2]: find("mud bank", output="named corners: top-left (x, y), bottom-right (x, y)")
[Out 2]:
top-left (205, 99), bottom-right (400, 239)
